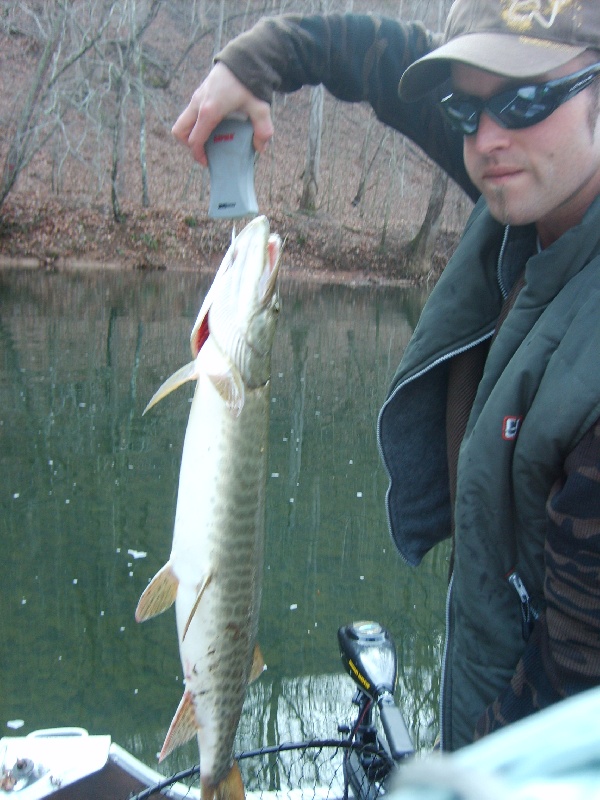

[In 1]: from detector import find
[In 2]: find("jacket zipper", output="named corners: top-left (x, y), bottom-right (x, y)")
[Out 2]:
top-left (376, 225), bottom-right (512, 492)
top-left (376, 332), bottom-right (495, 564)
top-left (506, 569), bottom-right (540, 640)
top-left (439, 573), bottom-right (453, 751)
top-left (496, 225), bottom-right (511, 299)
top-left (378, 224), bottom-right (511, 748)
top-left (376, 224), bottom-right (511, 491)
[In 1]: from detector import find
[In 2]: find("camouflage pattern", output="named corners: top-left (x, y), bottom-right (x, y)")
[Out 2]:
top-left (476, 419), bottom-right (600, 737)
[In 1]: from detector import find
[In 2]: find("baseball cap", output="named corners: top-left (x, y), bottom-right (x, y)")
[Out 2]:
top-left (400, 0), bottom-right (600, 101)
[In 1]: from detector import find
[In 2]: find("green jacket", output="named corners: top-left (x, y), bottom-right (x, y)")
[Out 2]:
top-left (378, 196), bottom-right (600, 749)
top-left (219, 11), bottom-right (600, 749)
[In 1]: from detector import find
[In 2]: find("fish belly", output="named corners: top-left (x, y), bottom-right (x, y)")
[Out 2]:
top-left (172, 369), bottom-right (269, 787)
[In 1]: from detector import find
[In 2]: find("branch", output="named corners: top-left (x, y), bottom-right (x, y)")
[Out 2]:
top-left (47, 1), bottom-right (119, 89)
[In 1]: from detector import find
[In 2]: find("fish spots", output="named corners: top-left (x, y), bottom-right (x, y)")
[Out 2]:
top-left (225, 622), bottom-right (243, 641)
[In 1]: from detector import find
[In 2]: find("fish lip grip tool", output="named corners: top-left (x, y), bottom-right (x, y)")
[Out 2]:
top-left (205, 117), bottom-right (259, 219)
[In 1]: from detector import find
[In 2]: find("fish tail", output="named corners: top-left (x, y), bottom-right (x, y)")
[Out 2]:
top-left (202, 761), bottom-right (245, 800)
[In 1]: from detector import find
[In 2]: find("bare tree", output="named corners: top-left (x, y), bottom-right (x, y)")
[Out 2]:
top-left (406, 163), bottom-right (449, 275)
top-left (0, 0), bottom-right (466, 280)
top-left (135, 39), bottom-right (150, 208)
top-left (0, 2), bottom-right (116, 209)
top-left (299, 0), bottom-right (331, 213)
top-left (107, 0), bottom-right (164, 221)
top-left (352, 115), bottom-right (386, 209)
top-left (299, 84), bottom-right (324, 212)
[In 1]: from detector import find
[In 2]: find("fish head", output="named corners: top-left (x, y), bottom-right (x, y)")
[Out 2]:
top-left (190, 216), bottom-right (281, 388)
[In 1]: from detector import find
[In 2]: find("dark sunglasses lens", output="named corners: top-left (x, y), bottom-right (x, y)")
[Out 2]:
top-left (440, 63), bottom-right (600, 135)
top-left (440, 96), bottom-right (479, 134)
top-left (488, 86), bottom-right (555, 129)
top-left (441, 87), bottom-right (555, 134)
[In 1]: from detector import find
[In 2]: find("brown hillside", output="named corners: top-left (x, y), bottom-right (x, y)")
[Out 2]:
top-left (0, 1), bottom-right (472, 285)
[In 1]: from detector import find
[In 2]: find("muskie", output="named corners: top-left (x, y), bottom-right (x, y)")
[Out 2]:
top-left (136, 216), bottom-right (281, 800)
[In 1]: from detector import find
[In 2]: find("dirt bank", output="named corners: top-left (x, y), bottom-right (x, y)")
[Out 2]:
top-left (0, 196), bottom-right (462, 287)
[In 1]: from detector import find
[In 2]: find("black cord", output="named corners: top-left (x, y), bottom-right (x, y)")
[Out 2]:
top-left (127, 739), bottom-right (354, 800)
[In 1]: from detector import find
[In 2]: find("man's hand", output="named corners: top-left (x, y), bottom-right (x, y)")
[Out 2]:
top-left (172, 63), bottom-right (274, 167)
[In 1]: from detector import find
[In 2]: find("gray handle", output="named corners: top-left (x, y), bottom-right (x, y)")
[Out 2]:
top-left (205, 118), bottom-right (258, 219)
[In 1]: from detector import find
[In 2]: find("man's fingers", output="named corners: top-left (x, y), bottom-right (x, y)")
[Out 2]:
top-left (171, 95), bottom-right (221, 166)
top-left (171, 103), bottom-right (197, 144)
top-left (250, 106), bottom-right (275, 155)
top-left (171, 64), bottom-right (274, 166)
top-left (186, 102), bottom-right (227, 166)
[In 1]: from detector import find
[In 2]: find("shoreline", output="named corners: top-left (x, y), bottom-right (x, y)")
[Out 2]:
top-left (0, 253), bottom-right (415, 288)
top-left (0, 198), bottom-right (455, 288)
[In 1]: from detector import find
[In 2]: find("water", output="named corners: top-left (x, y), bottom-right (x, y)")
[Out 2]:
top-left (0, 267), bottom-right (448, 778)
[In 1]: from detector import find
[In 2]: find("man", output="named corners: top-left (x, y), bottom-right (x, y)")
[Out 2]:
top-left (172, 0), bottom-right (600, 751)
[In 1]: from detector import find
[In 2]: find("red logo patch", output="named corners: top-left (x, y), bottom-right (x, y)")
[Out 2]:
top-left (502, 416), bottom-right (523, 441)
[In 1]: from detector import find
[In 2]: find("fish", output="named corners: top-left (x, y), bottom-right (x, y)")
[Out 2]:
top-left (135, 215), bottom-right (282, 800)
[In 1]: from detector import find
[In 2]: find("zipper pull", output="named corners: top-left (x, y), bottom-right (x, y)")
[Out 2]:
top-left (507, 570), bottom-right (539, 640)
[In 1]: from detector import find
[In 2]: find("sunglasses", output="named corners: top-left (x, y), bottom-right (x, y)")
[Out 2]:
top-left (439, 62), bottom-right (600, 136)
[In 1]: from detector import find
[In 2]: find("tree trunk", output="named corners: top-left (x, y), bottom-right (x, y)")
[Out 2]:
top-left (407, 164), bottom-right (448, 276)
top-left (299, 84), bottom-right (323, 212)
top-left (135, 40), bottom-right (150, 208)
top-left (0, 10), bottom-right (65, 208)
top-left (111, 67), bottom-right (130, 223)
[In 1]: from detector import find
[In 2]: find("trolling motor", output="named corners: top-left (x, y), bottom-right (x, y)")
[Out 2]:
top-left (338, 621), bottom-right (413, 798)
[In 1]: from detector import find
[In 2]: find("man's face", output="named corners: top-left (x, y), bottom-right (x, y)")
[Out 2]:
top-left (452, 55), bottom-right (600, 247)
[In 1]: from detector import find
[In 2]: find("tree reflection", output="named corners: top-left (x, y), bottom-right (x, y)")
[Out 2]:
top-left (0, 269), bottom-right (444, 767)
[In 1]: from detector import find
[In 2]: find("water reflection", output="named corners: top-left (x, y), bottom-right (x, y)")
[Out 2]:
top-left (0, 268), bottom-right (447, 776)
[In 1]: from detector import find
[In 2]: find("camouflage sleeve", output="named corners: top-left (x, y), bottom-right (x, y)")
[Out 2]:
top-left (475, 418), bottom-right (600, 738)
top-left (217, 14), bottom-right (476, 199)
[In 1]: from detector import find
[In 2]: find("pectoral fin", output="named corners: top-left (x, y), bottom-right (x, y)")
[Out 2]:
top-left (209, 369), bottom-right (245, 417)
top-left (198, 341), bottom-right (245, 417)
top-left (159, 691), bottom-right (198, 762)
top-left (249, 644), bottom-right (266, 682)
top-left (135, 562), bottom-right (178, 622)
top-left (143, 360), bottom-right (199, 415)
top-left (181, 573), bottom-right (213, 642)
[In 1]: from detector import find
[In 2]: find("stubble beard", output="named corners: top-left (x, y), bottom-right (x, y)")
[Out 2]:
top-left (484, 183), bottom-right (514, 226)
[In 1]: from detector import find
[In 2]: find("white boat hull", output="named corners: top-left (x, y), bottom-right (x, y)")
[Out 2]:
top-left (0, 728), bottom-right (198, 799)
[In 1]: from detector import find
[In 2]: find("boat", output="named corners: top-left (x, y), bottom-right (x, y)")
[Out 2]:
top-left (4, 624), bottom-right (600, 800)
top-left (0, 621), bottom-right (405, 800)
top-left (5, 684), bottom-right (600, 800)
top-left (0, 727), bottom-right (198, 799)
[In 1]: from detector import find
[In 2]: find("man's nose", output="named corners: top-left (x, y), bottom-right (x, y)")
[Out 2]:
top-left (471, 111), bottom-right (512, 152)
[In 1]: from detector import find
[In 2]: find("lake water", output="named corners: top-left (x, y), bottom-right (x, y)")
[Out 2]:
top-left (0, 267), bottom-right (449, 782)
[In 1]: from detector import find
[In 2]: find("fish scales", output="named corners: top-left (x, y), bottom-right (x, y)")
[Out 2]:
top-left (135, 216), bottom-right (281, 800)
top-left (177, 377), bottom-right (268, 787)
